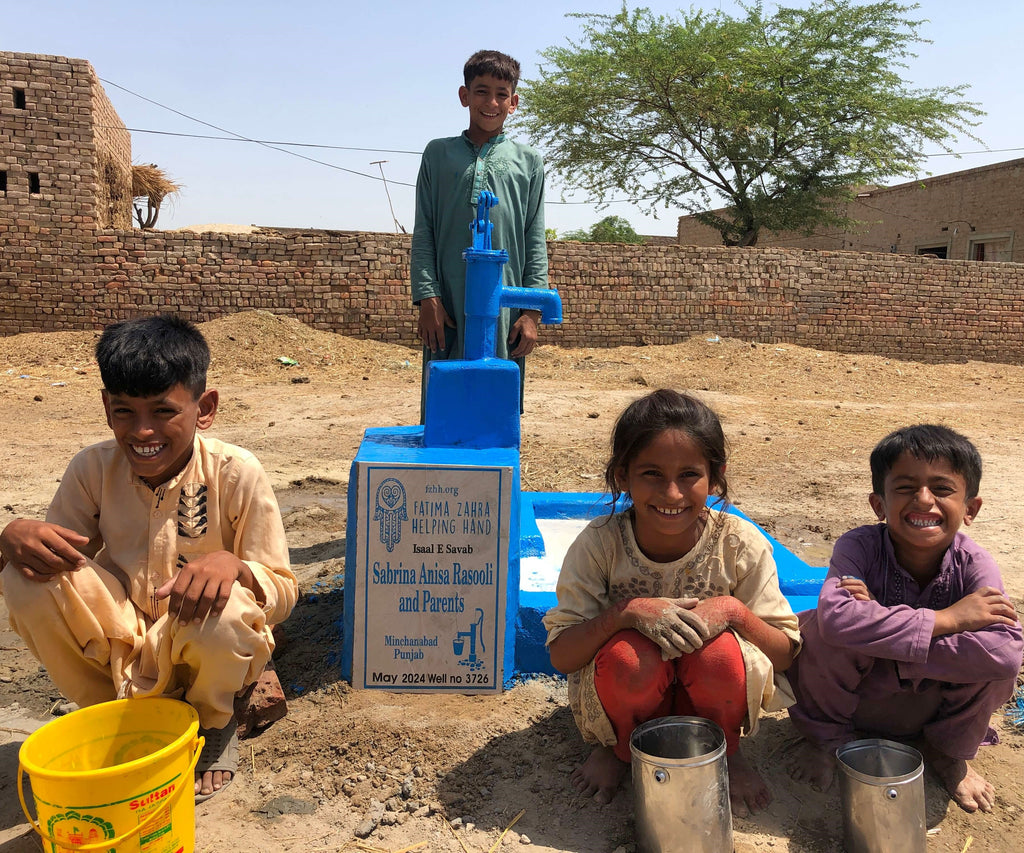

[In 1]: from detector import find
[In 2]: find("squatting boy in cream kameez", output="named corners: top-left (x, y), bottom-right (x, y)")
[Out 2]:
top-left (0, 315), bottom-right (297, 802)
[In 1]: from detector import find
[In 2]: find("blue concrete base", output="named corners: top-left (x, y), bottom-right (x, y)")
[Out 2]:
top-left (514, 492), bottom-right (826, 675)
top-left (343, 425), bottom-right (522, 687)
top-left (424, 359), bottom-right (521, 449)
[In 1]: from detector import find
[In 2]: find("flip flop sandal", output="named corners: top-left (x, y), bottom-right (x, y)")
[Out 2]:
top-left (195, 722), bottom-right (238, 803)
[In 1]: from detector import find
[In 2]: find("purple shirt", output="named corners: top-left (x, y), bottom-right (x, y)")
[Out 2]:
top-left (818, 524), bottom-right (1022, 685)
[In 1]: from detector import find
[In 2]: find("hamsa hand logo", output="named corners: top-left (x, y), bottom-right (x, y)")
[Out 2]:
top-left (374, 478), bottom-right (407, 552)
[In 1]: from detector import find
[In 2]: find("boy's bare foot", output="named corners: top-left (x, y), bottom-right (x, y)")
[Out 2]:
top-left (727, 748), bottom-right (771, 817)
top-left (931, 753), bottom-right (995, 813)
top-left (194, 722), bottom-right (238, 802)
top-left (788, 739), bottom-right (838, 792)
top-left (196, 767), bottom-right (233, 798)
top-left (571, 745), bottom-right (628, 805)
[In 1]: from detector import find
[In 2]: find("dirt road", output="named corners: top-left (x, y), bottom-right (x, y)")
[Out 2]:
top-left (1, 311), bottom-right (1022, 852)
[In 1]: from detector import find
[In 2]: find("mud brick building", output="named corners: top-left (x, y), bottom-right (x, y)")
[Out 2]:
top-left (2, 50), bottom-right (1024, 364)
top-left (0, 53), bottom-right (132, 329)
top-left (676, 160), bottom-right (1024, 264)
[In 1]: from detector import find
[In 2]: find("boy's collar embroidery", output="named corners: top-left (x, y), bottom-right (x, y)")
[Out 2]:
top-left (882, 528), bottom-right (954, 610)
top-left (463, 130), bottom-right (506, 150)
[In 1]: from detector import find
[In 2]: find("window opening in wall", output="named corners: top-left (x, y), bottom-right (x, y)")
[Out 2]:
top-left (13, 88), bottom-right (26, 109)
top-left (969, 235), bottom-right (1012, 263)
top-left (915, 244), bottom-right (948, 259)
top-left (28, 172), bottom-right (41, 195)
top-left (0, 171), bottom-right (6, 195)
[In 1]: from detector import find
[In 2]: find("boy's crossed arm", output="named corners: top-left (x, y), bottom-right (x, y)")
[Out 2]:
top-left (838, 575), bottom-right (1017, 637)
top-left (933, 586), bottom-right (1018, 637)
top-left (832, 571), bottom-right (1021, 683)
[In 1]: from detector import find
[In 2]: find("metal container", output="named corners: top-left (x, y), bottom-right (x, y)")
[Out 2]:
top-left (836, 739), bottom-right (925, 853)
top-left (630, 716), bottom-right (732, 853)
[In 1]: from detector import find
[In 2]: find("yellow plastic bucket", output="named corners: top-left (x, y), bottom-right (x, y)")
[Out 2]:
top-left (18, 697), bottom-right (204, 853)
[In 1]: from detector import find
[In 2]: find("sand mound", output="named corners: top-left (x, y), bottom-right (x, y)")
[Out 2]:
top-left (201, 310), bottom-right (418, 379)
top-left (0, 311), bottom-right (420, 385)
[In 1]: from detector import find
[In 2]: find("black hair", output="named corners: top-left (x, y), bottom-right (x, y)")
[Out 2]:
top-left (96, 314), bottom-right (210, 399)
top-left (463, 50), bottom-right (521, 91)
top-left (604, 389), bottom-right (729, 509)
top-left (869, 424), bottom-right (982, 498)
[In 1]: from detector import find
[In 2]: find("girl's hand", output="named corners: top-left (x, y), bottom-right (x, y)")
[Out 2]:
top-left (934, 587), bottom-right (1018, 637)
top-left (691, 596), bottom-right (738, 640)
top-left (838, 576), bottom-right (874, 602)
top-left (623, 597), bottom-right (710, 660)
top-left (693, 596), bottom-right (798, 672)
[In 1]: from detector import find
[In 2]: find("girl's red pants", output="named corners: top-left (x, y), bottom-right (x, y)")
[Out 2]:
top-left (594, 628), bottom-right (747, 761)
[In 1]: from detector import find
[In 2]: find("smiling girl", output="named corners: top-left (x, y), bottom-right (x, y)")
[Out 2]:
top-left (543, 389), bottom-right (800, 815)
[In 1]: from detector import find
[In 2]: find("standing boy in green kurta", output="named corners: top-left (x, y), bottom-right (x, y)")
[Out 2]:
top-left (410, 49), bottom-right (549, 418)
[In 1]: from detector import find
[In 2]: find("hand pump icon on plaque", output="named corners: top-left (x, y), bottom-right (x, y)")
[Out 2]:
top-left (453, 608), bottom-right (486, 671)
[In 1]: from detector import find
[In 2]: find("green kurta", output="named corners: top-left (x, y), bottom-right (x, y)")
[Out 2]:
top-left (410, 131), bottom-right (548, 401)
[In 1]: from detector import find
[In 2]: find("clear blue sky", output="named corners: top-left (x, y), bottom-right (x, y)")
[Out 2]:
top-left (9, 0), bottom-right (1022, 236)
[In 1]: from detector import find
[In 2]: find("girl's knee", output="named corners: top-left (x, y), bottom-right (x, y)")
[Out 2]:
top-left (679, 631), bottom-right (744, 677)
top-left (595, 630), bottom-right (669, 692)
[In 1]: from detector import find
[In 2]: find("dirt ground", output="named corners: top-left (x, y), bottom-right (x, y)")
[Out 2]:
top-left (1, 310), bottom-right (1023, 853)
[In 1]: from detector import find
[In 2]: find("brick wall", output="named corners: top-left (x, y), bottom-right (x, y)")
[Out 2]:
top-left (0, 53), bottom-right (116, 227)
top-left (1, 52), bottom-right (132, 320)
top-left (2, 227), bottom-right (1023, 365)
top-left (91, 71), bottom-right (132, 229)
top-left (677, 159), bottom-right (1024, 264)
top-left (4, 50), bottom-right (1023, 366)
top-left (544, 242), bottom-right (1024, 362)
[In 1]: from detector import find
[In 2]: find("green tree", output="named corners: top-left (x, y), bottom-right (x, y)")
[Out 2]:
top-left (520, 1), bottom-right (981, 246)
top-left (561, 215), bottom-right (646, 243)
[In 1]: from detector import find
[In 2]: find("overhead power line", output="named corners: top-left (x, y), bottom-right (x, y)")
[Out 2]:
top-left (104, 117), bottom-right (1024, 168)
top-left (95, 125), bottom-right (422, 155)
top-left (99, 77), bottom-right (416, 187)
top-left (98, 77), bottom-right (1024, 207)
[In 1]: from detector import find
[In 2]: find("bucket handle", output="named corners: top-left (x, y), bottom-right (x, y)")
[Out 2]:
top-left (18, 734), bottom-right (205, 853)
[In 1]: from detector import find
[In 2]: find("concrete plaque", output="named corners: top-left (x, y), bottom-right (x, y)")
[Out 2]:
top-left (350, 462), bottom-right (512, 692)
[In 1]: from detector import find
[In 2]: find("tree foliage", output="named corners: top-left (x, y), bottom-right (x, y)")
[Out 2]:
top-left (520, 1), bottom-right (982, 246)
top-left (561, 215), bottom-right (646, 243)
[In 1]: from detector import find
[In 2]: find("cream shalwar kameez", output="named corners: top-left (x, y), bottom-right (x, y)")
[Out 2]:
top-left (543, 508), bottom-right (801, 748)
top-left (1, 434), bottom-right (297, 729)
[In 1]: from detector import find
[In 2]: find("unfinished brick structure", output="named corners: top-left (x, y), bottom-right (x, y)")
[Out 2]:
top-left (2, 50), bottom-right (1024, 365)
top-left (1, 52), bottom-right (130, 243)
top-left (676, 159), bottom-right (1024, 264)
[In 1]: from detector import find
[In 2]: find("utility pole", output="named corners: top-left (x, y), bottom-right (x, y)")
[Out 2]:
top-left (371, 160), bottom-right (406, 234)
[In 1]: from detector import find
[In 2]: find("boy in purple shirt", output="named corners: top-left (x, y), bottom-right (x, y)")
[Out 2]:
top-left (787, 424), bottom-right (1022, 813)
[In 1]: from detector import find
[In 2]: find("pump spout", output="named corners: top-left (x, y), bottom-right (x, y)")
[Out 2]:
top-left (500, 286), bottom-right (562, 324)
top-left (461, 192), bottom-right (562, 361)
